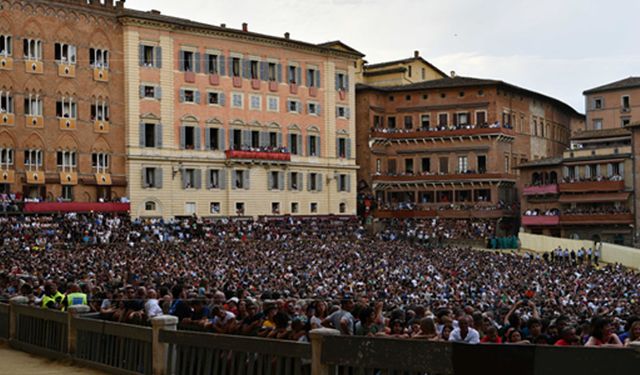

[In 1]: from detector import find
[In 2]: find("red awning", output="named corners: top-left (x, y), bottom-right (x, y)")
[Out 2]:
top-left (558, 192), bottom-right (630, 203)
top-left (24, 202), bottom-right (130, 213)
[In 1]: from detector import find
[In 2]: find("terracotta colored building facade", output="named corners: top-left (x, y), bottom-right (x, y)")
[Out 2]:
top-left (0, 0), bottom-right (127, 202)
top-left (121, 10), bottom-right (361, 218)
top-left (356, 74), bottom-right (583, 232)
top-left (520, 78), bottom-right (638, 245)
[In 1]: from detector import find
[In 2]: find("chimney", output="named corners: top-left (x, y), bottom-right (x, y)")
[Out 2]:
top-left (150, 9), bottom-right (161, 15)
top-left (220, 23), bottom-right (226, 28)
top-left (284, 32), bottom-right (290, 40)
top-left (450, 71), bottom-right (456, 78)
top-left (414, 50), bottom-right (419, 58)
top-left (242, 23), bottom-right (248, 32)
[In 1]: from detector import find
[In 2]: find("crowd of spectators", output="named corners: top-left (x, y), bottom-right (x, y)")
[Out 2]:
top-left (1, 213), bottom-right (639, 348)
top-left (371, 121), bottom-right (513, 135)
top-left (563, 206), bottom-right (630, 215)
top-left (229, 144), bottom-right (289, 154)
top-left (562, 174), bottom-right (624, 183)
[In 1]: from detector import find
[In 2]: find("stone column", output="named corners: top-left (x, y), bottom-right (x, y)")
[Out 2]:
top-left (309, 328), bottom-right (340, 375)
top-left (151, 315), bottom-right (178, 375)
top-left (67, 305), bottom-right (90, 354)
top-left (8, 296), bottom-right (28, 340)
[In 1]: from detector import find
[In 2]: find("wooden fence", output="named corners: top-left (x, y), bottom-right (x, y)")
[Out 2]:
top-left (1, 301), bottom-right (639, 375)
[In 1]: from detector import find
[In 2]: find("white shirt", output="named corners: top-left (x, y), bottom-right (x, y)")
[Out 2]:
top-left (448, 327), bottom-right (480, 344)
top-left (145, 298), bottom-right (163, 319)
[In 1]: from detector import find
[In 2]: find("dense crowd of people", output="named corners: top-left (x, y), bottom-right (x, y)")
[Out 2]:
top-left (371, 121), bottom-right (513, 134)
top-left (1, 213), bottom-right (639, 348)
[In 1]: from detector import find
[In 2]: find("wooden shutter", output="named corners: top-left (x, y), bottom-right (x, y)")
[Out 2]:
top-left (179, 126), bottom-right (186, 149)
top-left (287, 172), bottom-right (293, 191)
top-left (345, 75), bottom-right (350, 91)
top-left (155, 124), bottom-right (163, 148)
top-left (242, 59), bottom-right (250, 78)
top-left (181, 169), bottom-right (188, 189)
top-left (219, 93), bottom-right (226, 106)
top-left (346, 139), bottom-right (351, 159)
top-left (155, 46), bottom-right (162, 68)
top-left (154, 86), bottom-right (162, 100)
top-left (318, 174), bottom-right (323, 191)
top-left (231, 170), bottom-right (236, 190)
top-left (179, 89), bottom-right (185, 103)
top-left (346, 174), bottom-right (351, 192)
top-left (178, 50), bottom-right (185, 71)
top-left (155, 168), bottom-right (163, 188)
top-left (297, 135), bottom-right (303, 156)
top-left (268, 172), bottom-right (273, 191)
top-left (278, 172), bottom-right (285, 191)
top-left (218, 129), bottom-right (225, 151)
top-left (194, 126), bottom-right (201, 150)
top-left (219, 169), bottom-right (226, 190)
top-left (139, 85), bottom-right (145, 98)
top-left (315, 136), bottom-right (321, 157)
top-left (218, 55), bottom-right (226, 76)
top-left (194, 91), bottom-right (201, 104)
top-left (194, 52), bottom-right (201, 73)
top-left (296, 67), bottom-right (302, 86)
top-left (277, 63), bottom-right (282, 82)
top-left (307, 173), bottom-right (311, 191)
top-left (139, 123), bottom-right (146, 147)
top-left (193, 169), bottom-right (201, 189)
top-left (260, 61), bottom-right (268, 80)
top-left (315, 70), bottom-right (321, 88)
top-left (141, 168), bottom-right (148, 188)
top-left (243, 170), bottom-right (250, 190)
top-left (139, 45), bottom-right (144, 66)
top-left (277, 133), bottom-right (283, 147)
top-left (204, 128), bottom-right (211, 150)
top-left (206, 169), bottom-right (212, 189)
top-left (335, 73), bottom-right (339, 91)
top-left (307, 135), bottom-right (312, 156)
top-left (306, 69), bottom-right (312, 86)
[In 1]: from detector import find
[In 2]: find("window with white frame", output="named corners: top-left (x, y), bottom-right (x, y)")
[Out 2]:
top-left (208, 169), bottom-right (220, 189)
top-left (0, 148), bottom-right (14, 167)
top-left (140, 45), bottom-right (161, 68)
top-left (250, 95), bottom-right (261, 110)
top-left (232, 93), bottom-right (243, 108)
top-left (308, 102), bottom-right (320, 116)
top-left (336, 72), bottom-right (347, 90)
top-left (91, 100), bottom-right (109, 121)
top-left (420, 114), bottom-right (430, 128)
top-left (267, 96), bottom-right (279, 112)
top-left (54, 43), bottom-right (77, 64)
top-left (206, 53), bottom-right (219, 74)
top-left (336, 106), bottom-right (349, 118)
top-left (288, 65), bottom-right (297, 84)
top-left (89, 48), bottom-right (109, 68)
top-left (0, 35), bottom-right (12, 56)
top-left (92, 153), bottom-right (110, 173)
top-left (24, 149), bottom-right (43, 169)
top-left (288, 99), bottom-right (301, 113)
top-left (146, 201), bottom-right (157, 211)
top-left (307, 67), bottom-right (318, 87)
top-left (56, 97), bottom-right (77, 118)
top-left (457, 156), bottom-right (468, 173)
top-left (61, 186), bottom-right (73, 201)
top-left (180, 50), bottom-right (195, 72)
top-left (23, 38), bottom-right (42, 60)
top-left (232, 57), bottom-right (241, 77)
top-left (208, 92), bottom-right (221, 105)
top-left (268, 62), bottom-right (277, 81)
top-left (23, 94), bottom-right (42, 116)
top-left (56, 150), bottom-right (77, 171)
top-left (0, 91), bottom-right (13, 114)
top-left (180, 88), bottom-right (198, 103)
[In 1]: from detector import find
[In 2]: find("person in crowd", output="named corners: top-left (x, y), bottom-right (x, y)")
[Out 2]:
top-left (585, 317), bottom-right (623, 347)
top-left (448, 316), bottom-right (480, 344)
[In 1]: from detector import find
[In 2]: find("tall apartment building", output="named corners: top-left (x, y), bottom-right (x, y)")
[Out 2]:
top-left (356, 68), bottom-right (583, 233)
top-left (0, 0), bottom-right (127, 202)
top-left (120, 10), bottom-right (361, 218)
top-left (520, 77), bottom-right (638, 245)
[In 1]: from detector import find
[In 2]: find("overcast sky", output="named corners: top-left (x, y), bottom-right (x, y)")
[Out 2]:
top-left (129, 0), bottom-right (640, 112)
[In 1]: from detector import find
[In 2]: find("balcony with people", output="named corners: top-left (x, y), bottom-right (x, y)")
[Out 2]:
top-left (370, 120), bottom-right (515, 141)
top-left (522, 208), bottom-right (560, 226)
top-left (523, 171), bottom-right (559, 196)
top-left (559, 163), bottom-right (626, 193)
top-left (225, 145), bottom-right (291, 162)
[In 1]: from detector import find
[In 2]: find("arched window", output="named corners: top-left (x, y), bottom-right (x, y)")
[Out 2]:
top-left (145, 201), bottom-right (156, 211)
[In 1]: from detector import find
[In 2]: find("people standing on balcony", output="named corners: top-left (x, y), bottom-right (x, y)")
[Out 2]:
top-left (585, 318), bottom-right (623, 347)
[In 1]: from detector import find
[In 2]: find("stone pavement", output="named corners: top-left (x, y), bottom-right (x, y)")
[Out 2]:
top-left (0, 343), bottom-right (105, 374)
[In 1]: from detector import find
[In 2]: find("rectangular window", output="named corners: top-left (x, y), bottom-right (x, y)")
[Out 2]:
top-left (183, 126), bottom-right (196, 149)
top-left (54, 43), bottom-right (76, 64)
top-left (0, 92), bottom-right (14, 114)
top-left (232, 57), bottom-right (241, 77)
top-left (235, 202), bottom-right (245, 215)
top-left (477, 155), bottom-right (487, 173)
top-left (89, 48), bottom-right (109, 68)
top-left (290, 134), bottom-right (299, 155)
top-left (420, 114), bottom-right (430, 129)
top-left (622, 117), bottom-right (631, 127)
top-left (288, 65), bottom-right (297, 84)
top-left (56, 98), bottom-right (77, 118)
top-left (232, 93), bottom-right (243, 108)
top-left (373, 115), bottom-right (382, 128)
top-left (309, 173), bottom-right (318, 191)
top-left (56, 151), bottom-right (76, 170)
top-left (181, 89), bottom-right (196, 103)
top-left (143, 167), bottom-right (160, 188)
top-left (24, 95), bottom-right (43, 116)
top-left (207, 54), bottom-right (218, 74)
top-left (183, 169), bottom-right (197, 189)
top-left (233, 129), bottom-right (242, 149)
top-left (268, 62), bottom-right (277, 81)
top-left (181, 51), bottom-right (194, 72)
top-left (592, 119), bottom-right (603, 130)
top-left (291, 202), bottom-right (299, 213)
top-left (388, 159), bottom-right (396, 174)
top-left (143, 85), bottom-right (156, 98)
top-left (24, 149), bottom-right (43, 168)
top-left (405, 158), bottom-right (414, 174)
top-left (269, 132), bottom-right (278, 148)
top-left (208, 170), bottom-right (220, 189)
top-left (308, 102), bottom-right (319, 115)
top-left (208, 92), bottom-right (220, 105)
top-left (0, 35), bottom-right (12, 56)
top-left (622, 96), bottom-right (630, 110)
top-left (91, 153), bottom-right (110, 172)
top-left (61, 186), bottom-right (73, 201)
top-left (23, 38), bottom-right (42, 60)
top-left (337, 138), bottom-right (347, 158)
top-left (438, 113), bottom-right (448, 126)
top-left (457, 112), bottom-right (469, 126)
top-left (309, 135), bottom-right (318, 156)
top-left (210, 202), bottom-right (221, 214)
top-left (439, 157), bottom-right (448, 174)
top-left (141, 45), bottom-right (158, 67)
top-left (338, 174), bottom-right (348, 192)
top-left (421, 158), bottom-right (430, 173)
top-left (336, 72), bottom-right (347, 90)
top-left (144, 123), bottom-right (156, 148)
top-left (268, 96), bottom-right (279, 112)
top-left (251, 130), bottom-right (260, 148)
top-left (593, 98), bottom-right (603, 109)
top-left (307, 68), bottom-right (317, 87)
top-left (90, 101), bottom-right (109, 121)
top-left (270, 171), bottom-right (280, 190)
top-left (271, 202), bottom-right (280, 214)
top-left (337, 106), bottom-right (347, 118)
top-left (457, 156), bottom-right (468, 173)
top-left (250, 60), bottom-right (259, 79)
top-left (0, 148), bottom-right (14, 166)
top-left (404, 116), bottom-right (413, 129)
top-left (310, 202), bottom-right (318, 213)
top-left (476, 111), bottom-right (486, 126)
top-left (207, 128), bottom-right (220, 150)
top-left (250, 95), bottom-right (261, 110)
top-left (387, 116), bottom-right (396, 129)
top-left (235, 170), bottom-right (244, 189)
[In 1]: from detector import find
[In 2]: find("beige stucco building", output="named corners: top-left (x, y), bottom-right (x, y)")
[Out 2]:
top-left (120, 10), bottom-right (362, 218)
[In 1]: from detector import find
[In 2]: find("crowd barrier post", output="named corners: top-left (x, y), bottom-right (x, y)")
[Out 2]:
top-left (67, 305), bottom-right (90, 355)
top-left (151, 315), bottom-right (178, 375)
top-left (8, 296), bottom-right (28, 341)
top-left (309, 328), bottom-right (341, 375)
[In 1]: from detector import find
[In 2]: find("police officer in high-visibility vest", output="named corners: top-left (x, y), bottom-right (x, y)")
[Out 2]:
top-left (61, 283), bottom-right (87, 311)
top-left (41, 282), bottom-right (60, 309)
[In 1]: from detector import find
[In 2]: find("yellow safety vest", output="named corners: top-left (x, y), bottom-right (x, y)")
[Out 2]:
top-left (61, 292), bottom-right (87, 311)
top-left (41, 295), bottom-right (57, 309)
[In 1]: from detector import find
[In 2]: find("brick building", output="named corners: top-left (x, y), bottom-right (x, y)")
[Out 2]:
top-left (520, 77), bottom-right (638, 245)
top-left (0, 0), bottom-right (127, 203)
top-left (356, 72), bottom-right (583, 232)
top-left (120, 10), bottom-right (361, 218)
